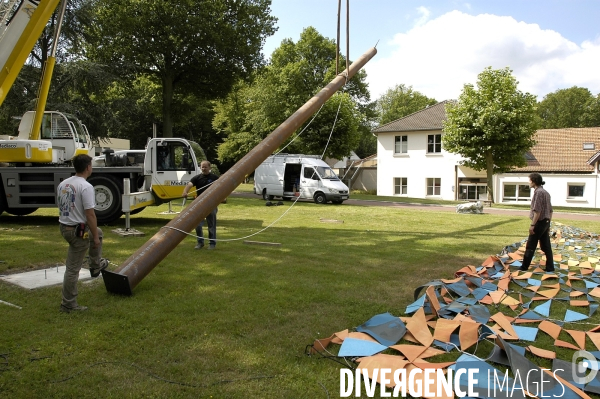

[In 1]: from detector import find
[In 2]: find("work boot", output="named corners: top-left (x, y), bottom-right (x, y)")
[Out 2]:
top-left (90, 258), bottom-right (109, 278)
top-left (194, 243), bottom-right (204, 250)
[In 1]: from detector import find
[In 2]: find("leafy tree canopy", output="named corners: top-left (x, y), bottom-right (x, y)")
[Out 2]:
top-left (215, 27), bottom-right (373, 163)
top-left (537, 86), bottom-right (595, 129)
top-left (84, 0), bottom-right (277, 137)
top-left (443, 67), bottom-right (538, 202)
top-left (376, 84), bottom-right (437, 125)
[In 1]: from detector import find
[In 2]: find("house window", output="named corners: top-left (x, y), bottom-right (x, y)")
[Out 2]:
top-left (426, 178), bottom-right (441, 196)
top-left (502, 183), bottom-right (531, 202)
top-left (394, 177), bottom-right (407, 195)
top-left (427, 134), bottom-right (441, 153)
top-left (394, 136), bottom-right (407, 154)
top-left (459, 184), bottom-right (487, 201)
top-left (567, 183), bottom-right (585, 198)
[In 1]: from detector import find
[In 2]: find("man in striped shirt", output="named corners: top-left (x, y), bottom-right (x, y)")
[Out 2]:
top-left (519, 173), bottom-right (554, 272)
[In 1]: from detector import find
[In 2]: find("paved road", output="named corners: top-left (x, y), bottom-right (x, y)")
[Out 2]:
top-left (231, 192), bottom-right (600, 222)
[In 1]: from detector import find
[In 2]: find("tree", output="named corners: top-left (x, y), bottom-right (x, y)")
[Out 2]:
top-left (376, 84), bottom-right (437, 125)
top-left (84, 0), bottom-right (276, 138)
top-left (581, 94), bottom-right (600, 127)
top-left (443, 67), bottom-right (538, 203)
top-left (215, 27), bottom-right (372, 163)
top-left (537, 86), bottom-right (594, 128)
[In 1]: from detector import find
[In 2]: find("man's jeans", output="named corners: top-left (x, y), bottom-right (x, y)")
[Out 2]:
top-left (196, 208), bottom-right (217, 247)
top-left (60, 225), bottom-right (103, 308)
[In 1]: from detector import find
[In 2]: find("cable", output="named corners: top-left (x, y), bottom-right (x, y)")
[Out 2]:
top-left (320, 94), bottom-right (344, 160)
top-left (274, 103), bottom-right (325, 155)
top-left (162, 188), bottom-right (304, 243)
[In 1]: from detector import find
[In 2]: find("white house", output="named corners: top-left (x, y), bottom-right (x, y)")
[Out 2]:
top-left (373, 101), bottom-right (600, 208)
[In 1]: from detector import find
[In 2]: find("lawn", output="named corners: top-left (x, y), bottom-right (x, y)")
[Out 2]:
top-left (1, 196), bottom-right (599, 398)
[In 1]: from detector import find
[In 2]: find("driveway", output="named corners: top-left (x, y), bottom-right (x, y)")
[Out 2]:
top-left (231, 192), bottom-right (600, 222)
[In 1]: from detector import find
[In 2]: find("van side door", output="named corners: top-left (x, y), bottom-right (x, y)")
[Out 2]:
top-left (301, 166), bottom-right (321, 198)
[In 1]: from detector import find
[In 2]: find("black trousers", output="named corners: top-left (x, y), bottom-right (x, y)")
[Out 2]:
top-left (521, 219), bottom-right (554, 270)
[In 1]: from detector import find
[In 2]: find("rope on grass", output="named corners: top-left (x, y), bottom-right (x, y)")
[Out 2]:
top-left (50, 360), bottom-right (276, 388)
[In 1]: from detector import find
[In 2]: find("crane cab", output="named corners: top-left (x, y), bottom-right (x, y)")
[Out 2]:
top-left (0, 111), bottom-right (93, 163)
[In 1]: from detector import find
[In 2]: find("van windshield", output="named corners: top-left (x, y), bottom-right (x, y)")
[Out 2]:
top-left (316, 166), bottom-right (338, 179)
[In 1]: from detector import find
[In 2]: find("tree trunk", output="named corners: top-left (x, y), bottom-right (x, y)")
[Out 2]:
top-left (486, 151), bottom-right (494, 203)
top-left (162, 74), bottom-right (174, 138)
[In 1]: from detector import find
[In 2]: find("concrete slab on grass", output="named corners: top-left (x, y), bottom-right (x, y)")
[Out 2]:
top-left (0, 265), bottom-right (93, 289)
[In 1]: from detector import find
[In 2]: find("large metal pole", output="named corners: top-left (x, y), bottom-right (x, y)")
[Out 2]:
top-left (102, 47), bottom-right (377, 295)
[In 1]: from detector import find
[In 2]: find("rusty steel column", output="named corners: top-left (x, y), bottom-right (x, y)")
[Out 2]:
top-left (102, 47), bottom-right (377, 295)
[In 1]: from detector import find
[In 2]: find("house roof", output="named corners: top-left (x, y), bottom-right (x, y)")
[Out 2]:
top-left (511, 127), bottom-right (600, 173)
top-left (372, 100), bottom-right (451, 133)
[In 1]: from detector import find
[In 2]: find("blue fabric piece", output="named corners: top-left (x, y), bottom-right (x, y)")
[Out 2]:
top-left (527, 278), bottom-right (542, 286)
top-left (446, 279), bottom-right (472, 297)
top-left (520, 290), bottom-right (535, 298)
top-left (511, 260), bottom-right (523, 267)
top-left (586, 280), bottom-right (599, 289)
top-left (513, 280), bottom-right (528, 288)
top-left (457, 296), bottom-right (478, 306)
top-left (466, 276), bottom-right (483, 287)
top-left (469, 305), bottom-right (491, 324)
top-left (356, 312), bottom-right (406, 347)
top-left (533, 300), bottom-right (551, 317)
top-left (507, 343), bottom-right (527, 356)
top-left (446, 301), bottom-right (467, 314)
top-left (337, 338), bottom-right (388, 357)
top-left (590, 351), bottom-right (600, 360)
top-left (433, 340), bottom-right (456, 352)
top-left (518, 310), bottom-right (544, 320)
top-left (512, 326), bottom-right (538, 341)
top-left (590, 303), bottom-right (599, 317)
top-left (472, 287), bottom-right (490, 301)
top-left (564, 309), bottom-right (588, 322)
top-left (405, 294), bottom-right (425, 314)
top-left (482, 282), bottom-right (498, 291)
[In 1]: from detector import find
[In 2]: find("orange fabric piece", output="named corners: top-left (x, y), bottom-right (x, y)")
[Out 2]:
top-left (310, 337), bottom-right (332, 354)
top-left (478, 296), bottom-right (493, 305)
top-left (432, 319), bottom-right (460, 343)
top-left (488, 290), bottom-right (507, 304)
top-left (501, 295), bottom-right (520, 306)
top-left (332, 329), bottom-right (349, 344)
top-left (570, 300), bottom-right (590, 307)
top-left (459, 321), bottom-right (480, 350)
top-left (513, 272), bottom-right (533, 280)
top-left (509, 252), bottom-right (523, 260)
top-left (541, 274), bottom-right (559, 281)
top-left (419, 347), bottom-right (446, 359)
top-left (356, 354), bottom-right (409, 388)
top-left (405, 308), bottom-right (434, 347)
top-left (570, 290), bottom-right (585, 297)
top-left (580, 261), bottom-right (592, 269)
top-left (347, 332), bottom-right (379, 343)
top-left (390, 344), bottom-right (428, 362)
top-left (412, 361), bottom-right (456, 370)
top-left (402, 331), bottom-right (420, 344)
top-left (490, 313), bottom-right (518, 338)
top-left (586, 332), bottom-right (600, 351)
top-left (554, 339), bottom-right (580, 350)
top-left (527, 345), bottom-right (556, 359)
top-left (588, 287), bottom-right (600, 298)
top-left (565, 329), bottom-right (586, 350)
top-left (426, 285), bottom-right (441, 316)
top-left (482, 256), bottom-right (496, 267)
top-left (539, 321), bottom-right (561, 339)
top-left (536, 288), bottom-right (559, 298)
top-left (496, 272), bottom-right (510, 292)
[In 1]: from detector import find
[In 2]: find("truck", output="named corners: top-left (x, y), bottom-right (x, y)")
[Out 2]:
top-left (254, 154), bottom-right (350, 204)
top-left (0, 1), bottom-right (202, 223)
top-left (0, 111), bottom-right (202, 223)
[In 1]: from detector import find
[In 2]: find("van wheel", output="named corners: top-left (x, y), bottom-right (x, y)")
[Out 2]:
top-left (262, 189), bottom-right (274, 201)
top-left (313, 192), bottom-right (327, 204)
top-left (89, 175), bottom-right (123, 224)
top-left (282, 197), bottom-right (292, 201)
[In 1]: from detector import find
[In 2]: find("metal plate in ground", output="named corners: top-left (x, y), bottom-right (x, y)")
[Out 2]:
top-left (0, 265), bottom-right (93, 289)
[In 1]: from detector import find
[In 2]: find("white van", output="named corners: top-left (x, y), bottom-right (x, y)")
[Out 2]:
top-left (254, 154), bottom-right (350, 204)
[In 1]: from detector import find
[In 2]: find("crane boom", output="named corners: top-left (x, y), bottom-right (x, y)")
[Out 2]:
top-left (0, 0), bottom-right (61, 107)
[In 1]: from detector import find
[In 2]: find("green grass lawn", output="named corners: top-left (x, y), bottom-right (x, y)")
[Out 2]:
top-left (1, 197), bottom-right (600, 398)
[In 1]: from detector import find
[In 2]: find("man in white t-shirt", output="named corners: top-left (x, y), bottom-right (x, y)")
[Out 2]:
top-left (57, 154), bottom-right (108, 313)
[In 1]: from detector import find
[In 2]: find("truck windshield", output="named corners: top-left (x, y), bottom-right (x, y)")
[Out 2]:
top-left (315, 166), bottom-right (338, 179)
top-left (65, 113), bottom-right (89, 144)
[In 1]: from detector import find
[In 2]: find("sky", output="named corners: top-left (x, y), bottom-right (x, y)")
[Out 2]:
top-left (262, 0), bottom-right (600, 102)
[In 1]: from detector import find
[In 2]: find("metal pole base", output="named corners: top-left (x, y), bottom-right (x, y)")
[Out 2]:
top-left (101, 270), bottom-right (132, 296)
